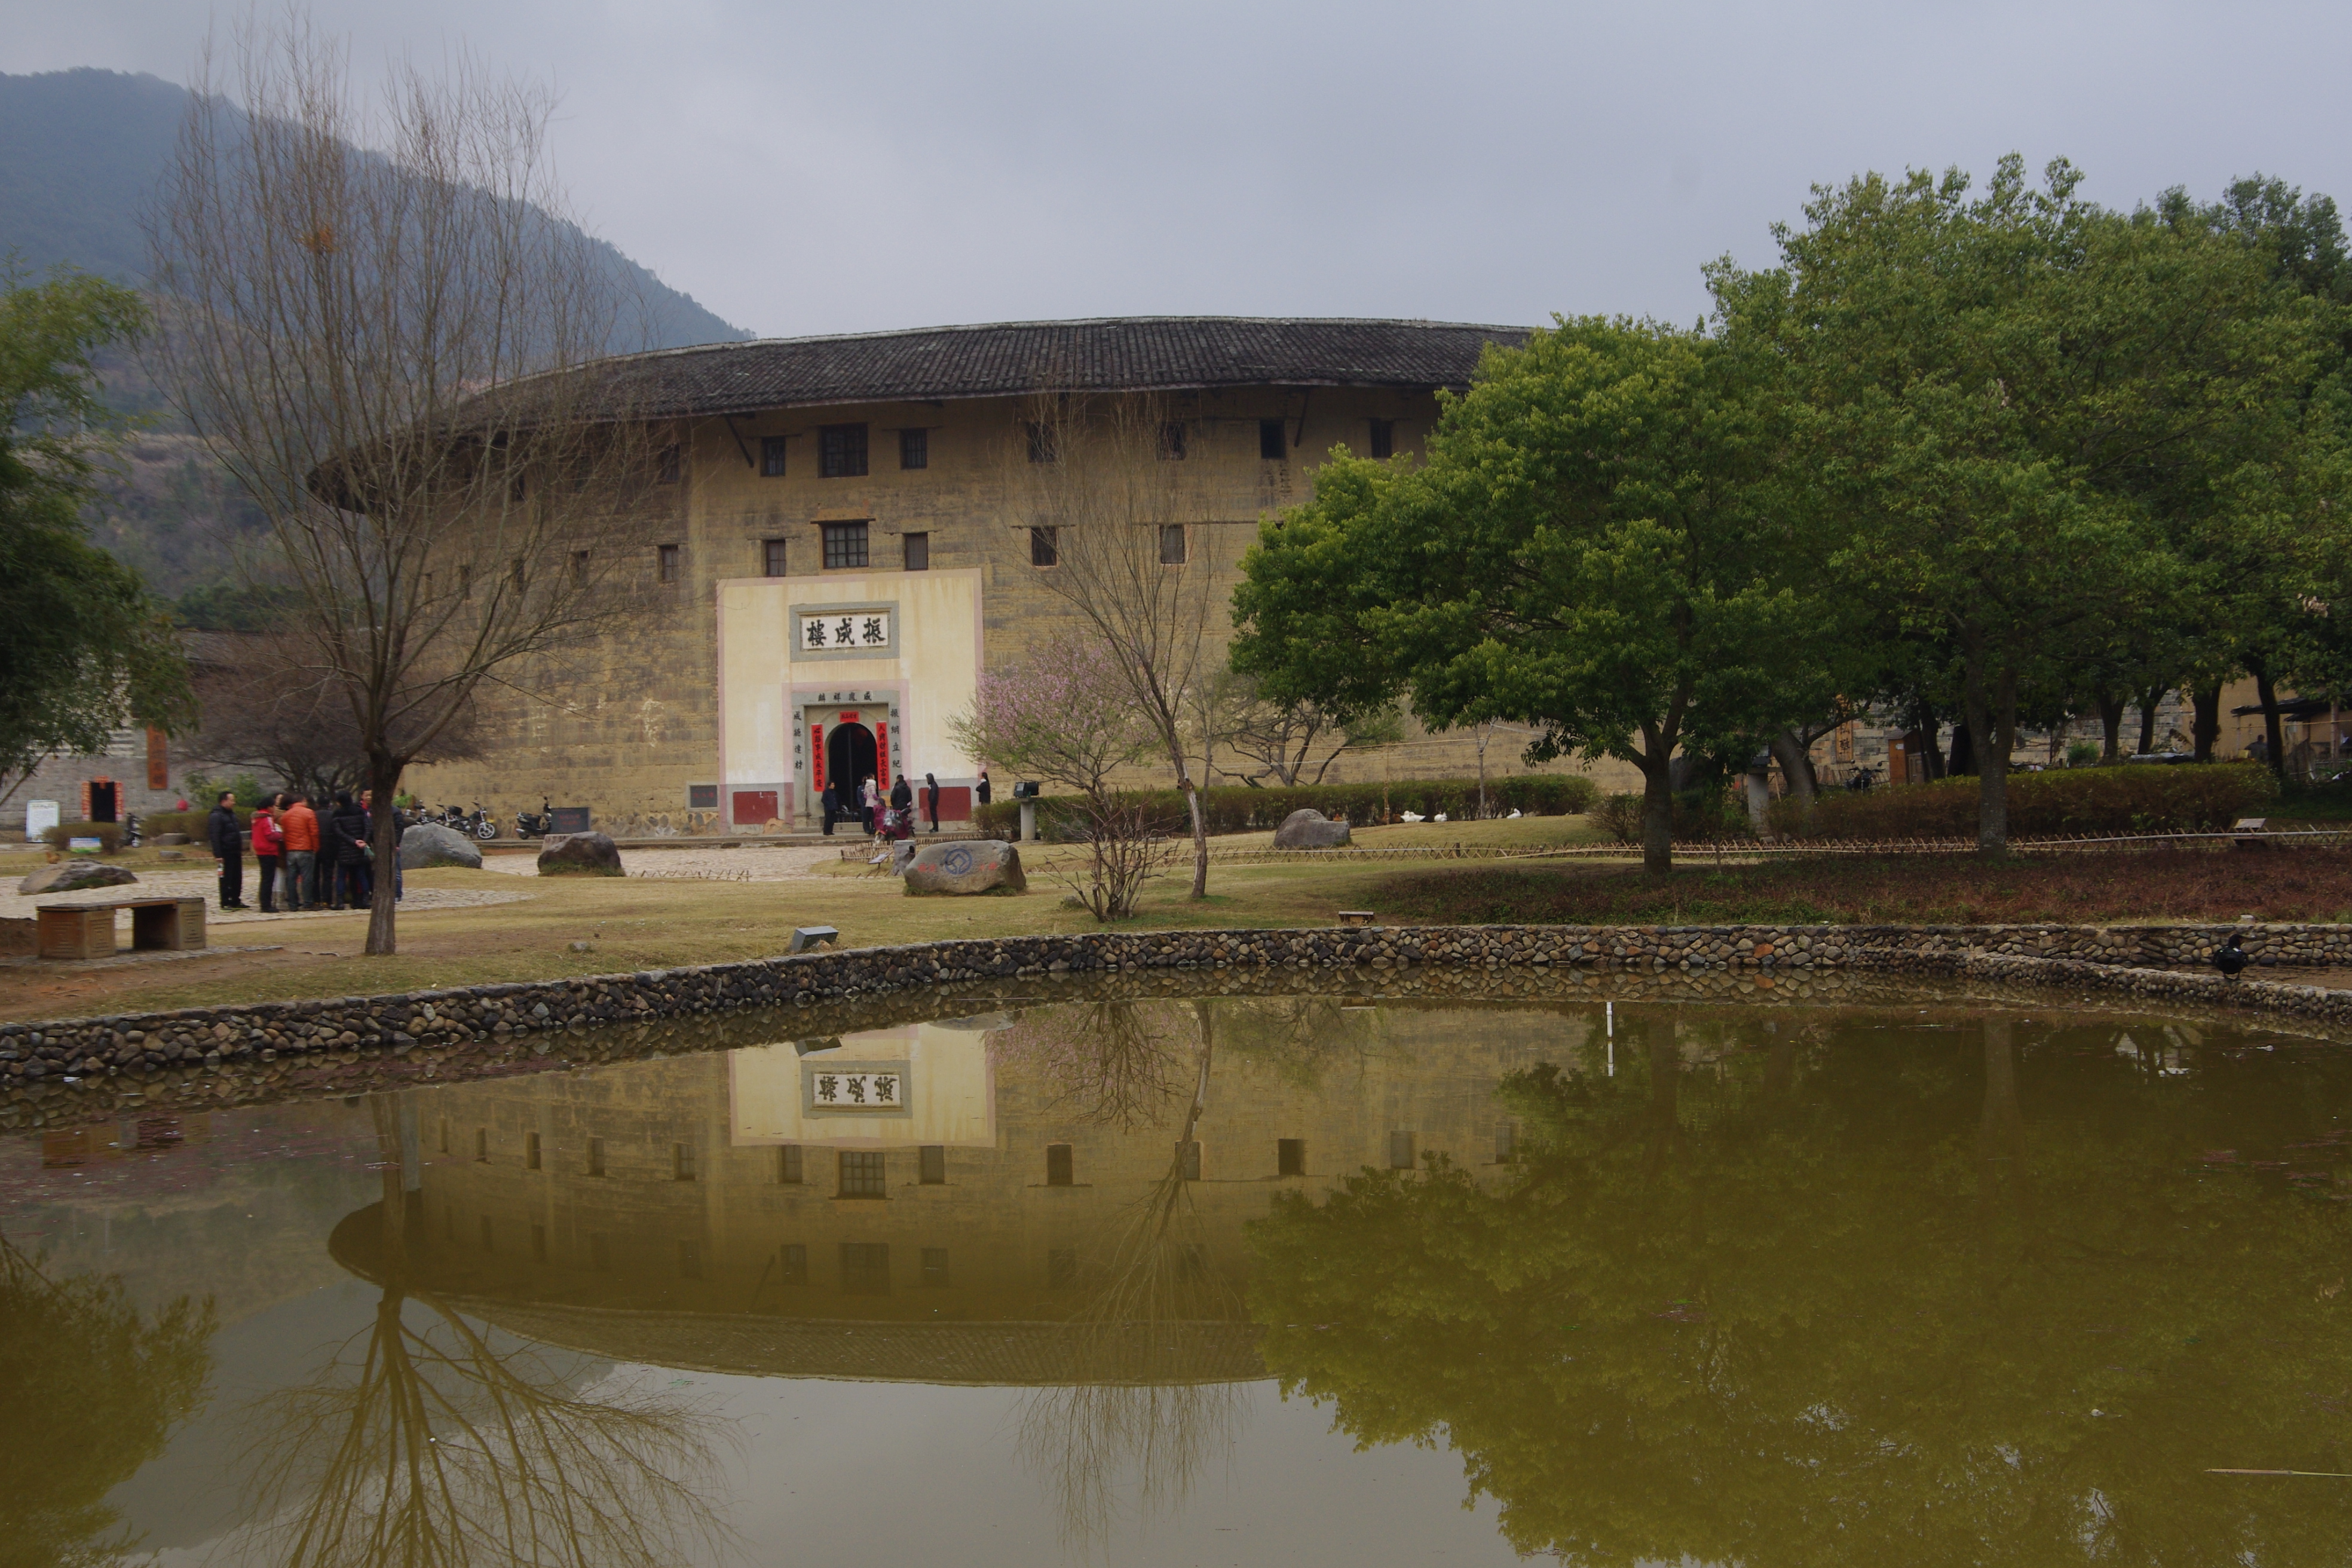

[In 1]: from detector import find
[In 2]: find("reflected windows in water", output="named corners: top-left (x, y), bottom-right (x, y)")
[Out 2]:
top-left (590, 1233), bottom-right (610, 1271)
top-left (839, 1150), bottom-right (886, 1198)
top-left (1278, 1138), bottom-right (1306, 1177)
top-left (840, 1242), bottom-right (890, 1294)
top-left (1178, 1243), bottom-right (1207, 1282)
top-left (1177, 1139), bottom-right (1201, 1181)
top-left (1048, 1248), bottom-right (1079, 1290)
top-left (526, 1131), bottom-right (541, 1170)
top-left (531, 1223), bottom-right (547, 1263)
top-left (921, 1247), bottom-right (950, 1287)
top-left (475, 1128), bottom-right (488, 1163)
top-left (777, 1144), bottom-right (803, 1184)
top-left (479, 1217), bottom-right (494, 1252)
top-left (673, 1141), bottom-right (697, 1181)
top-left (678, 1241), bottom-right (702, 1280)
top-left (1494, 1122), bottom-right (1517, 1163)
top-left (438, 1117), bottom-right (450, 1155)
top-left (1045, 1143), bottom-right (1074, 1187)
top-left (587, 1136), bottom-right (606, 1177)
top-left (1388, 1131), bottom-right (1416, 1169)
top-left (918, 1144), bottom-right (946, 1184)
top-left (779, 1243), bottom-right (808, 1284)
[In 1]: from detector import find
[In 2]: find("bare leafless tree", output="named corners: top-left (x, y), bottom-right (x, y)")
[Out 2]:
top-left (1007, 393), bottom-right (1221, 897)
top-left (148, 16), bottom-right (658, 953)
top-left (1206, 667), bottom-right (1400, 787)
top-left (182, 629), bottom-right (481, 799)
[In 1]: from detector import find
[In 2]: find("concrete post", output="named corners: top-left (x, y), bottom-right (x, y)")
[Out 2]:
top-left (1018, 800), bottom-right (1037, 843)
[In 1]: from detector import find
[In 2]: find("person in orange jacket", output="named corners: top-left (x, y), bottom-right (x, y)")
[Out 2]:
top-left (278, 794), bottom-right (319, 911)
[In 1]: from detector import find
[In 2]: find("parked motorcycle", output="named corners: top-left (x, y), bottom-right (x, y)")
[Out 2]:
top-left (513, 800), bottom-right (554, 840)
top-left (464, 802), bottom-right (499, 841)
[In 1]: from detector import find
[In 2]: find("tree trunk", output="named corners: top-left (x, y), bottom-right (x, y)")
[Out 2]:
top-left (2137, 686), bottom-right (2166, 755)
top-left (2192, 683), bottom-right (2222, 762)
top-left (2248, 657), bottom-right (2289, 785)
top-left (1638, 751), bottom-right (1674, 878)
top-left (1947, 722), bottom-right (1974, 778)
top-left (1768, 728), bottom-right (1820, 811)
top-left (2096, 694), bottom-right (2124, 763)
top-left (365, 751), bottom-right (404, 956)
top-left (1180, 776), bottom-right (1208, 899)
top-left (1961, 651), bottom-right (2011, 858)
top-left (1915, 700), bottom-right (1947, 780)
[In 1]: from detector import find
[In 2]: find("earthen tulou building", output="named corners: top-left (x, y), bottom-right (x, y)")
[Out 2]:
top-left (400, 316), bottom-right (1590, 835)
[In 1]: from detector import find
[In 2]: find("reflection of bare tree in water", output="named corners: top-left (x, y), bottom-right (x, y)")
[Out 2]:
top-left (234, 1098), bottom-right (734, 1568)
top-left (1018, 1000), bottom-right (1247, 1552)
top-left (993, 1000), bottom-right (1198, 1131)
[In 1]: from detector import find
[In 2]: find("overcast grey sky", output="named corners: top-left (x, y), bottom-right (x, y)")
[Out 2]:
top-left (7, 1), bottom-right (2348, 341)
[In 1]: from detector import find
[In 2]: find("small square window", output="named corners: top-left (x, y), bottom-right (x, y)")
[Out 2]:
top-left (1025, 421), bottom-right (1059, 464)
top-left (900, 428), bottom-right (928, 470)
top-left (921, 1247), bottom-right (950, 1287)
top-left (779, 1242), bottom-right (808, 1284)
top-left (902, 531), bottom-right (930, 571)
top-left (1278, 1138), bottom-right (1306, 1177)
top-left (822, 520), bottom-right (869, 569)
top-left (586, 1137), bottom-right (605, 1177)
top-left (526, 1132), bottom-right (541, 1171)
top-left (840, 1241), bottom-right (890, 1294)
top-left (591, 1233), bottom-right (611, 1270)
top-left (1030, 526), bottom-right (1059, 568)
top-left (1388, 1131), bottom-right (1417, 1170)
top-left (1176, 1138), bottom-right (1200, 1181)
top-left (688, 783), bottom-right (719, 810)
top-left (1159, 523), bottom-right (1187, 565)
top-left (761, 435), bottom-right (789, 477)
top-left (1045, 1143), bottom-right (1074, 1187)
top-left (657, 443), bottom-right (681, 484)
top-left (570, 549), bottom-right (590, 586)
top-left (777, 1144), bottom-right (803, 1184)
top-left (1047, 1248), bottom-right (1078, 1289)
top-left (763, 538), bottom-right (789, 577)
top-left (918, 1145), bottom-right (946, 1184)
top-left (819, 423), bottom-right (868, 478)
top-left (658, 543), bottom-right (680, 583)
top-left (840, 1149), bottom-right (887, 1198)
top-left (1368, 418), bottom-right (1395, 460)
top-left (678, 1241), bottom-right (702, 1279)
top-left (1157, 421), bottom-right (1187, 460)
top-left (1259, 418), bottom-right (1287, 461)
top-left (673, 1141), bottom-right (697, 1181)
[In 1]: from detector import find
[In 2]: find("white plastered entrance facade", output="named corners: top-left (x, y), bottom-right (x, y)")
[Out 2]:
top-left (715, 567), bottom-right (985, 830)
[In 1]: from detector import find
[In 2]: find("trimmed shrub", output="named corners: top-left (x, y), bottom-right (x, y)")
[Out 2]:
top-left (41, 821), bottom-right (125, 853)
top-left (1767, 762), bottom-right (2277, 840)
top-left (973, 774), bottom-right (1599, 839)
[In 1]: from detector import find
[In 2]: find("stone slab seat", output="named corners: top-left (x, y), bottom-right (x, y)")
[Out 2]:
top-left (36, 897), bottom-right (207, 960)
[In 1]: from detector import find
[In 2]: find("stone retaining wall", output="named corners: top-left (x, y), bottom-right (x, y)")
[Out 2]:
top-left (7, 921), bottom-right (2350, 1118)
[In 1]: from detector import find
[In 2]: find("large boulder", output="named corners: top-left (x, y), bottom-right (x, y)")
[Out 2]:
top-left (18, 859), bottom-right (139, 896)
top-left (1272, 808), bottom-right (1352, 849)
top-left (537, 832), bottom-right (624, 877)
top-left (399, 821), bottom-right (484, 870)
top-left (902, 839), bottom-right (1027, 896)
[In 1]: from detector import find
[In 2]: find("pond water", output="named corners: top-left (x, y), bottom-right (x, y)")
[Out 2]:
top-left (8, 984), bottom-right (2352, 1566)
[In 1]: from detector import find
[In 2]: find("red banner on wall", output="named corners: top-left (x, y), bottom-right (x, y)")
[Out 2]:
top-left (876, 722), bottom-right (889, 786)
top-left (811, 723), bottom-right (826, 795)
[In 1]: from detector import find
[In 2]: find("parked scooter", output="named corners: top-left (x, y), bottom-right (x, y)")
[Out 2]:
top-left (463, 801), bottom-right (499, 841)
top-left (513, 800), bottom-right (555, 840)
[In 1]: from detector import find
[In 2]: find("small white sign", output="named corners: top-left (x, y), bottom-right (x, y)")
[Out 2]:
top-left (24, 800), bottom-right (59, 843)
top-left (805, 1065), bottom-right (906, 1113)
top-left (798, 610), bottom-right (892, 653)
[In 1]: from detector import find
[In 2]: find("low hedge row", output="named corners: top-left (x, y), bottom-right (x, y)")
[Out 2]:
top-left (141, 807), bottom-right (253, 841)
top-left (1768, 762), bottom-right (2278, 839)
top-left (39, 820), bottom-right (127, 853)
top-left (973, 774), bottom-right (1599, 838)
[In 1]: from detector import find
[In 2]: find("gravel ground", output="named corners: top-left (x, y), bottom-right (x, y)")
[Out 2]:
top-left (477, 844), bottom-right (854, 880)
top-left (2, 867), bottom-right (531, 925)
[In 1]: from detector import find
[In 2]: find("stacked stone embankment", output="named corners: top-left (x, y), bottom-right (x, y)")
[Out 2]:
top-left (9, 921), bottom-right (2352, 1125)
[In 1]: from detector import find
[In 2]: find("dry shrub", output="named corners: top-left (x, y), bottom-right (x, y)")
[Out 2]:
top-left (1772, 764), bottom-right (2276, 840)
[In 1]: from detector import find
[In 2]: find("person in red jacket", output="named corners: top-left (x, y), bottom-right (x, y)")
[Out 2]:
top-left (278, 795), bottom-right (318, 912)
top-left (250, 795), bottom-right (284, 914)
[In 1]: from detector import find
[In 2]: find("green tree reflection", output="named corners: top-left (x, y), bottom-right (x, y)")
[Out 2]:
top-left (0, 1236), bottom-right (214, 1568)
top-left (1248, 1010), bottom-right (2352, 1566)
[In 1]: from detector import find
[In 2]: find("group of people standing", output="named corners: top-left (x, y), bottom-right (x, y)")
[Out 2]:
top-left (209, 789), bottom-right (399, 914)
top-left (817, 769), bottom-right (991, 837)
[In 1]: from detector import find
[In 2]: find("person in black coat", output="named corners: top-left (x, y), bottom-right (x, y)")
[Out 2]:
top-left (889, 774), bottom-right (913, 833)
top-left (976, 770), bottom-right (992, 807)
top-left (207, 791), bottom-right (247, 910)
top-left (820, 779), bottom-right (840, 836)
top-left (327, 791), bottom-right (372, 909)
top-left (923, 771), bottom-right (941, 832)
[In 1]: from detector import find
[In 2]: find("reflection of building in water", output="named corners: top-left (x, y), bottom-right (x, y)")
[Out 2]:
top-left (334, 1002), bottom-right (1588, 1383)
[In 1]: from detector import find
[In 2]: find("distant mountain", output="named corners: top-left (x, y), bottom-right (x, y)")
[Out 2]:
top-left (0, 68), bottom-right (750, 351)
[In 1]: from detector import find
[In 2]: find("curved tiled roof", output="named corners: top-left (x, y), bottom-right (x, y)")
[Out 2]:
top-left (584, 316), bottom-right (1533, 417)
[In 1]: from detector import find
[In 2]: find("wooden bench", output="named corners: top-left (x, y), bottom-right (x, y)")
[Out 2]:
top-left (36, 898), bottom-right (208, 960)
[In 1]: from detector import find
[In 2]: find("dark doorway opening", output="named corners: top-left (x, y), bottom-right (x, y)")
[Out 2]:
top-left (826, 722), bottom-right (877, 817)
top-left (88, 781), bottom-right (118, 823)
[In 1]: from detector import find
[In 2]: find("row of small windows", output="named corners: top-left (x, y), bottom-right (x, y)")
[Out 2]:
top-left (712, 416), bottom-right (1398, 483)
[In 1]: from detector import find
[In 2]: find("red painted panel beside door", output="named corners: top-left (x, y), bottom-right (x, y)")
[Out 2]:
top-left (733, 791), bottom-right (778, 826)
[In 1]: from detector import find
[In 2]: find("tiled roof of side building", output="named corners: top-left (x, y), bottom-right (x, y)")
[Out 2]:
top-left (590, 316), bottom-right (1536, 416)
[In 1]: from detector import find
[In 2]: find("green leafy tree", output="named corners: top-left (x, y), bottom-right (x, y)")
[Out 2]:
top-left (1233, 318), bottom-right (1823, 874)
top-left (0, 266), bottom-right (194, 810)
